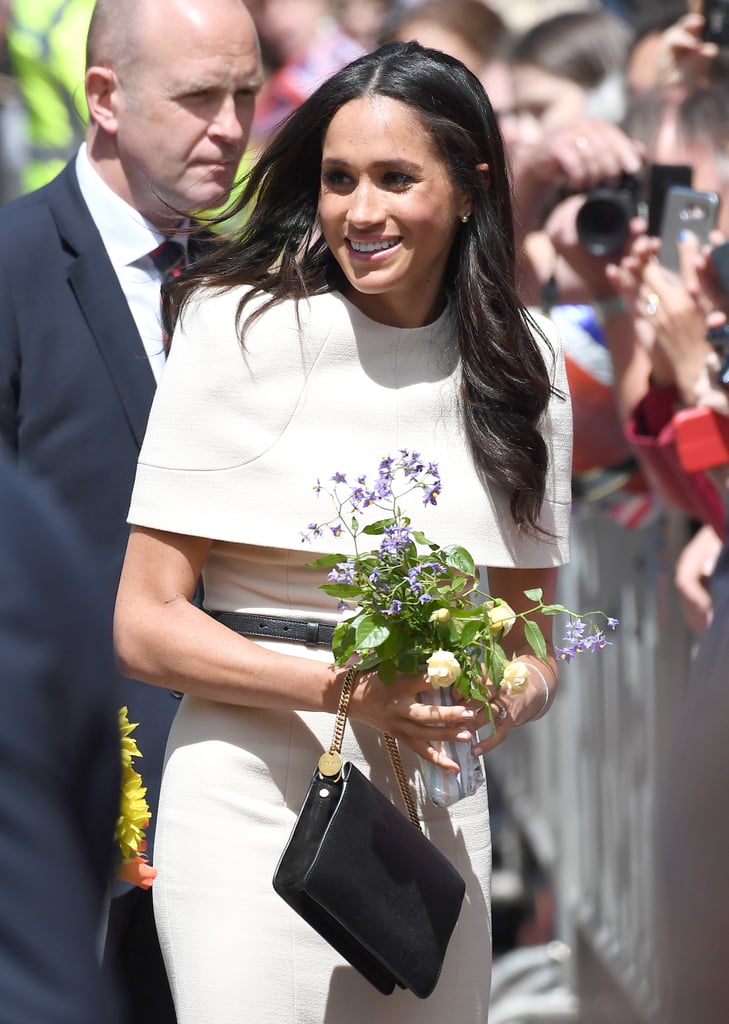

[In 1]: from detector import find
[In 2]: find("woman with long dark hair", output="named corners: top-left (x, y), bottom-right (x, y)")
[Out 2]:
top-left (115, 41), bottom-right (572, 1023)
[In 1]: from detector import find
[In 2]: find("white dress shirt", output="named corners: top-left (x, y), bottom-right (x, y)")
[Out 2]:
top-left (75, 144), bottom-right (188, 385)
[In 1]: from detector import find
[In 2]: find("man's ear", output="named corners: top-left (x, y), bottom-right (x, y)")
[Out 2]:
top-left (86, 65), bottom-right (119, 133)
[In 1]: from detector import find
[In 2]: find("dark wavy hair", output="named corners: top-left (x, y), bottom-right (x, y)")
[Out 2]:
top-left (167, 41), bottom-right (555, 531)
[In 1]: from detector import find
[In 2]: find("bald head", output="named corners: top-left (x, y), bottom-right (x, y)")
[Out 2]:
top-left (87, 0), bottom-right (254, 79)
top-left (86, 0), bottom-right (141, 75)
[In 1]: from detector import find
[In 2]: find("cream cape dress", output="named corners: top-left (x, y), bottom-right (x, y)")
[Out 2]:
top-left (128, 288), bottom-right (572, 1024)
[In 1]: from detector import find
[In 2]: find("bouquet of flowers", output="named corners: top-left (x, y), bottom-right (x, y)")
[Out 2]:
top-left (115, 707), bottom-right (157, 889)
top-left (302, 451), bottom-right (618, 806)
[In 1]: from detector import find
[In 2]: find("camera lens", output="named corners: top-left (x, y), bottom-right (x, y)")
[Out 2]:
top-left (576, 189), bottom-right (632, 257)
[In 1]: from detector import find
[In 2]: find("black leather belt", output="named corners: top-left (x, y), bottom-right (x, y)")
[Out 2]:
top-left (209, 610), bottom-right (335, 646)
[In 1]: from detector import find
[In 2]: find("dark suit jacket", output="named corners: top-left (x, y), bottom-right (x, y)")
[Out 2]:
top-left (0, 160), bottom-right (181, 862)
top-left (0, 450), bottom-right (121, 1023)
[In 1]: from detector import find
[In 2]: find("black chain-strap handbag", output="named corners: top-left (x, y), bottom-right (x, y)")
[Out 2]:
top-left (272, 666), bottom-right (466, 998)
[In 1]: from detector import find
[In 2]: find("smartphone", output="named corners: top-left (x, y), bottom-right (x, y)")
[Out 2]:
top-left (703, 0), bottom-right (729, 46)
top-left (709, 240), bottom-right (729, 296)
top-left (658, 186), bottom-right (720, 271)
top-left (646, 164), bottom-right (693, 237)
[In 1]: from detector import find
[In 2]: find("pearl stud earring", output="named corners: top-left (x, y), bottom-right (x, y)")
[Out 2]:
top-left (461, 213), bottom-right (471, 224)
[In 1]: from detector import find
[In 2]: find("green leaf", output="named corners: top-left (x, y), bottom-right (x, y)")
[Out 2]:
top-left (459, 620), bottom-right (482, 647)
top-left (483, 645), bottom-right (504, 686)
top-left (523, 587), bottom-right (543, 602)
top-left (411, 530), bottom-right (437, 548)
top-left (331, 623), bottom-right (357, 664)
top-left (357, 649), bottom-right (384, 671)
top-left (319, 583), bottom-right (361, 599)
top-left (540, 604), bottom-right (567, 615)
top-left (524, 619), bottom-right (548, 661)
top-left (434, 620), bottom-right (459, 647)
top-left (362, 517), bottom-right (396, 535)
top-left (442, 545), bottom-right (476, 576)
top-left (354, 615), bottom-right (391, 650)
top-left (377, 660), bottom-right (397, 685)
top-left (305, 553), bottom-right (346, 568)
top-left (396, 649), bottom-right (422, 675)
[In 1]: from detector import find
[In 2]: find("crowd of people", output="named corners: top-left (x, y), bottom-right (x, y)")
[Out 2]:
top-left (1, 0), bottom-right (728, 1021)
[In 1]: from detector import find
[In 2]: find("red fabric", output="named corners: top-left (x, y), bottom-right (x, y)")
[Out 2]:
top-left (626, 386), bottom-right (725, 535)
top-left (565, 356), bottom-right (632, 474)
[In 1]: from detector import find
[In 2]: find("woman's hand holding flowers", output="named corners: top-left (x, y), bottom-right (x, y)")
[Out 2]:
top-left (303, 452), bottom-right (617, 802)
top-left (348, 664), bottom-right (483, 771)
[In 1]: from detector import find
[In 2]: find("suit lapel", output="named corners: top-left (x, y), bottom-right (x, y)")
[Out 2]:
top-left (49, 164), bottom-right (156, 450)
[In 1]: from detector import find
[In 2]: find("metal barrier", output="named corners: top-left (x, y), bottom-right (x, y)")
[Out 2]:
top-left (490, 506), bottom-right (694, 1022)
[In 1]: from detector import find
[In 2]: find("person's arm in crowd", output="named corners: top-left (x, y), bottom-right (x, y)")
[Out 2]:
top-left (512, 119), bottom-right (643, 306)
top-left (541, 194), bottom-right (652, 424)
top-left (653, 9), bottom-right (719, 90)
top-left (674, 522), bottom-right (723, 635)
top-left (604, 232), bottom-right (728, 530)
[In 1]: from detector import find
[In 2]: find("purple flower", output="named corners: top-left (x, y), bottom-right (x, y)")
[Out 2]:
top-left (331, 471), bottom-right (347, 484)
top-left (565, 618), bottom-right (586, 640)
top-left (328, 561), bottom-right (355, 585)
top-left (372, 475), bottom-right (393, 501)
top-left (387, 600), bottom-right (402, 616)
top-left (407, 566), bottom-right (424, 595)
top-left (401, 450), bottom-right (425, 478)
top-left (607, 617), bottom-right (619, 630)
top-left (379, 525), bottom-right (412, 556)
top-left (555, 647), bottom-right (574, 663)
top-left (301, 522), bottom-right (323, 542)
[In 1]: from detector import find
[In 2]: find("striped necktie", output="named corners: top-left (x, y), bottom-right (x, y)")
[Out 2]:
top-left (149, 239), bottom-right (186, 282)
top-left (148, 241), bottom-right (186, 351)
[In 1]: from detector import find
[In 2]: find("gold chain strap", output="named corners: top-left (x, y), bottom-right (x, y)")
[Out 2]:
top-left (318, 666), bottom-right (422, 832)
top-left (383, 733), bottom-right (421, 830)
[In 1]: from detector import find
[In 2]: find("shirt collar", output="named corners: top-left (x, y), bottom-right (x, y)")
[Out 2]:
top-left (75, 144), bottom-right (189, 266)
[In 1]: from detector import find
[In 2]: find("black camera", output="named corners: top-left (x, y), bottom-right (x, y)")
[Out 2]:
top-left (575, 173), bottom-right (642, 257)
top-left (575, 164), bottom-right (694, 258)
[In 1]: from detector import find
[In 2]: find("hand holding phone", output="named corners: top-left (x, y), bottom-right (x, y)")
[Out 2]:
top-left (702, 0), bottom-right (729, 46)
top-left (646, 164), bottom-right (692, 237)
top-left (659, 186), bottom-right (720, 272)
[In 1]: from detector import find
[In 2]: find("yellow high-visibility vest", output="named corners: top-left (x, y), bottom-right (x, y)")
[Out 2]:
top-left (7, 0), bottom-right (94, 193)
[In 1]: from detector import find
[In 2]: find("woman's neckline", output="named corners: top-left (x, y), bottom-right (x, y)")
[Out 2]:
top-left (332, 289), bottom-right (452, 332)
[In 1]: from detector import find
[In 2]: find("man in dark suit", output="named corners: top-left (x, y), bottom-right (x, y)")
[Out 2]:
top-left (0, 449), bottom-right (122, 1024)
top-left (0, 1), bottom-right (262, 1020)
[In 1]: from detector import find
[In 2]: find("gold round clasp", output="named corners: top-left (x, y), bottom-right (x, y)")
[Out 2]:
top-left (318, 751), bottom-right (343, 781)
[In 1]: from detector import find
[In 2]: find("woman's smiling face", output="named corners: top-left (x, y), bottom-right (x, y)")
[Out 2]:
top-left (318, 94), bottom-right (470, 328)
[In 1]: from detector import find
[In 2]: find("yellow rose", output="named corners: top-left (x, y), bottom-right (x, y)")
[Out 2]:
top-left (487, 601), bottom-right (515, 636)
top-left (425, 649), bottom-right (461, 687)
top-left (429, 608), bottom-right (451, 624)
top-left (501, 660), bottom-right (530, 695)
